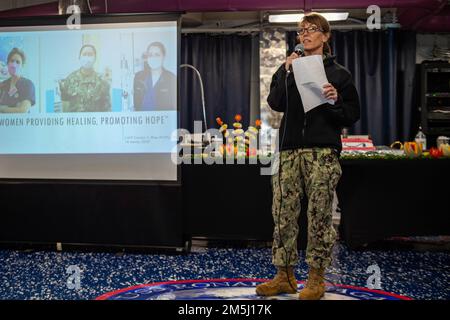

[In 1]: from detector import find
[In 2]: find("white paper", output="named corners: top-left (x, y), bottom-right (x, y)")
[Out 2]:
top-left (292, 55), bottom-right (334, 113)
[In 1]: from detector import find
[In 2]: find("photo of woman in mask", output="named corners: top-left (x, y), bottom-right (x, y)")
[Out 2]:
top-left (0, 47), bottom-right (35, 113)
top-left (59, 44), bottom-right (111, 112)
top-left (133, 41), bottom-right (176, 111)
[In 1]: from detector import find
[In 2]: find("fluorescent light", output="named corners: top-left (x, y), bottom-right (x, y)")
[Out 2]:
top-left (321, 12), bottom-right (349, 21)
top-left (269, 14), bottom-right (303, 23)
top-left (269, 12), bottom-right (349, 23)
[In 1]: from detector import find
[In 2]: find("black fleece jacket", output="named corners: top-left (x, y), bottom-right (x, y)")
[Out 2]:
top-left (267, 55), bottom-right (360, 155)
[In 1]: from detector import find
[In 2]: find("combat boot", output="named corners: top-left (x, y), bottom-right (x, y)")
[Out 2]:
top-left (256, 266), bottom-right (297, 296)
top-left (298, 267), bottom-right (326, 300)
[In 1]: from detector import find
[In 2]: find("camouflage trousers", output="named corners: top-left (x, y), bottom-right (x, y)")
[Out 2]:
top-left (271, 147), bottom-right (342, 269)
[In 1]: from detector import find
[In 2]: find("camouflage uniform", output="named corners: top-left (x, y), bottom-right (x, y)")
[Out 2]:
top-left (271, 147), bottom-right (341, 270)
top-left (60, 69), bottom-right (111, 112)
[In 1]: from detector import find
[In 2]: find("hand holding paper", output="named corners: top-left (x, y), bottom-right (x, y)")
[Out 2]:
top-left (322, 83), bottom-right (338, 102)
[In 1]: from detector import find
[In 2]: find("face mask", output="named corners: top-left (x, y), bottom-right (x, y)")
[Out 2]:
top-left (8, 62), bottom-right (21, 77)
top-left (80, 55), bottom-right (95, 69)
top-left (147, 57), bottom-right (163, 70)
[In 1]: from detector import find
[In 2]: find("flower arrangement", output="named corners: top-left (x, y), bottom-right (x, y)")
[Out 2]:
top-left (404, 141), bottom-right (423, 158)
top-left (215, 114), bottom-right (262, 157)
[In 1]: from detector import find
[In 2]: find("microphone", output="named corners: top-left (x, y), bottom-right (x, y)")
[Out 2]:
top-left (294, 43), bottom-right (304, 56)
top-left (287, 44), bottom-right (304, 75)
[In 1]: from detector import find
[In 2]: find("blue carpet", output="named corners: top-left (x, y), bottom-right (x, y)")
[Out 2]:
top-left (0, 243), bottom-right (448, 300)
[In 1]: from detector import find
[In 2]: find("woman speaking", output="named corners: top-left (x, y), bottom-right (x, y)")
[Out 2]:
top-left (256, 12), bottom-right (360, 300)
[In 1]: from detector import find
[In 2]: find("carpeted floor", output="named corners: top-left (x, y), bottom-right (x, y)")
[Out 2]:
top-left (0, 242), bottom-right (448, 300)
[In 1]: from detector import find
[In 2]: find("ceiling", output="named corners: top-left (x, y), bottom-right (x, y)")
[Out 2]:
top-left (0, 0), bottom-right (448, 32)
top-left (181, 8), bottom-right (399, 31)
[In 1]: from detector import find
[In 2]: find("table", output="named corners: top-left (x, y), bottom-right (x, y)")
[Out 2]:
top-left (182, 159), bottom-right (450, 249)
top-left (0, 158), bottom-right (448, 250)
top-left (337, 158), bottom-right (450, 248)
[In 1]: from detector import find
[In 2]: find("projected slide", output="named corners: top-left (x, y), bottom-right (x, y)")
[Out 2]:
top-left (0, 21), bottom-right (177, 154)
top-left (0, 18), bottom-right (179, 181)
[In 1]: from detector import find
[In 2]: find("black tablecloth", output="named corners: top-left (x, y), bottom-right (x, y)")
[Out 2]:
top-left (1, 158), bottom-right (448, 250)
top-left (182, 159), bottom-right (450, 249)
top-left (337, 159), bottom-right (450, 248)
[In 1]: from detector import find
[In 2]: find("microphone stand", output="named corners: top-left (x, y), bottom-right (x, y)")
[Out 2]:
top-left (180, 64), bottom-right (208, 131)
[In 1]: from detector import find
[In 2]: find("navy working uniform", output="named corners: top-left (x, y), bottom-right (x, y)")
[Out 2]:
top-left (268, 54), bottom-right (360, 269)
top-left (60, 69), bottom-right (111, 112)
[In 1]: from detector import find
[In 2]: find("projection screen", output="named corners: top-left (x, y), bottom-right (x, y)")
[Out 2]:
top-left (0, 14), bottom-right (180, 182)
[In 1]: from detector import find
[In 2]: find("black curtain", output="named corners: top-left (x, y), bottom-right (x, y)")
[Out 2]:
top-left (287, 29), bottom-right (417, 146)
top-left (180, 34), bottom-right (254, 132)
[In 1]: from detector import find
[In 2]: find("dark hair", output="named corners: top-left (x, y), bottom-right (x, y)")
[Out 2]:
top-left (79, 44), bottom-right (97, 59)
top-left (147, 42), bottom-right (166, 56)
top-left (299, 12), bottom-right (332, 55)
top-left (7, 47), bottom-right (26, 65)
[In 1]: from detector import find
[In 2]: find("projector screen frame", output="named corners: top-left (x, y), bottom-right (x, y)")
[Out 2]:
top-left (0, 13), bottom-right (182, 186)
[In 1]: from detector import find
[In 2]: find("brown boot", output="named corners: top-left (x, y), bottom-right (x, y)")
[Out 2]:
top-left (256, 267), bottom-right (297, 296)
top-left (298, 267), bottom-right (326, 300)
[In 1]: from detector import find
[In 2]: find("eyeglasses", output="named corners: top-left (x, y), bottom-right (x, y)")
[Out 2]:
top-left (297, 26), bottom-right (324, 35)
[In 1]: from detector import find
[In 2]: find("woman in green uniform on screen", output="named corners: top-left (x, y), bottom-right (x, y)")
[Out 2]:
top-left (59, 44), bottom-right (111, 112)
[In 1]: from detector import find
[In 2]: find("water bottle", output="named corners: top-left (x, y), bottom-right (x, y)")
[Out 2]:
top-left (342, 127), bottom-right (348, 139)
top-left (415, 126), bottom-right (427, 151)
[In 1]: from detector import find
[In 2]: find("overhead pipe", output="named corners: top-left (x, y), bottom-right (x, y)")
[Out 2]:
top-left (397, 0), bottom-right (448, 30)
top-left (413, 6), bottom-right (450, 32)
top-left (412, 0), bottom-right (447, 29)
top-left (58, 0), bottom-right (91, 14)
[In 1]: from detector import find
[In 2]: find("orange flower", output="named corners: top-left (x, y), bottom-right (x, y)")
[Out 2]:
top-left (216, 117), bottom-right (223, 126)
top-left (247, 148), bottom-right (257, 157)
top-left (255, 119), bottom-right (262, 128)
top-left (404, 141), bottom-right (422, 158)
top-left (234, 114), bottom-right (242, 122)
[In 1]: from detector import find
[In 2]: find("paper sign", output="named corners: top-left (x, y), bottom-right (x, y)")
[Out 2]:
top-left (292, 55), bottom-right (334, 113)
